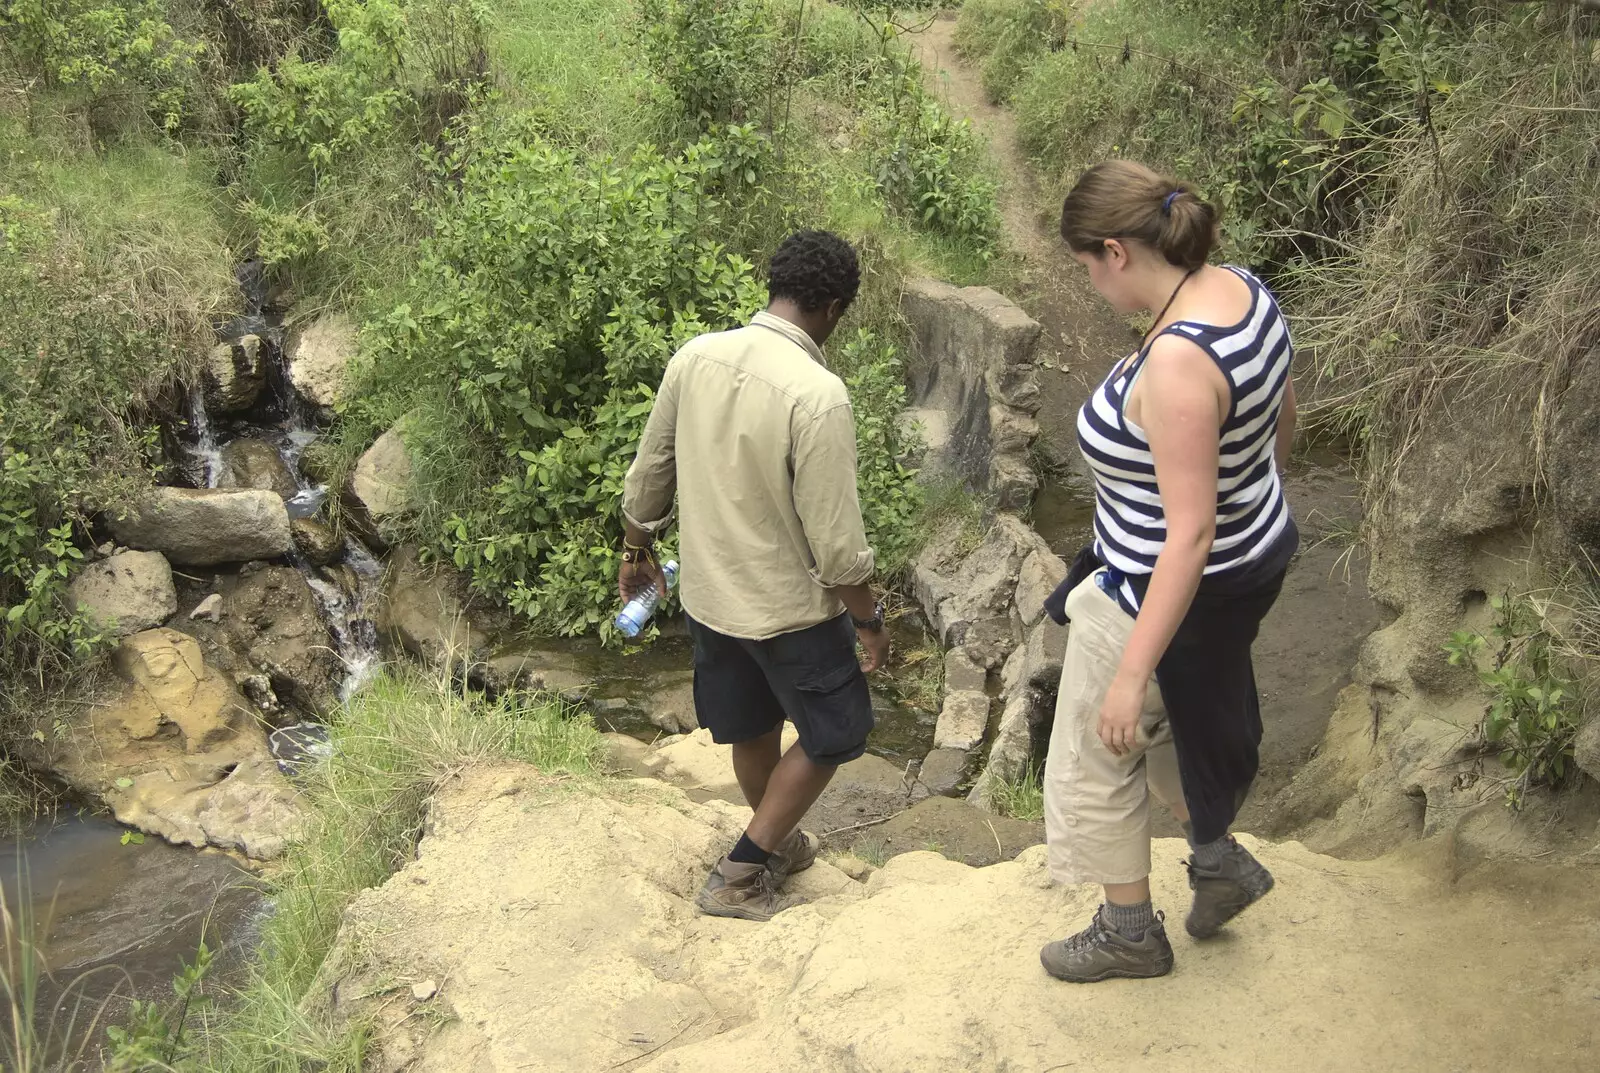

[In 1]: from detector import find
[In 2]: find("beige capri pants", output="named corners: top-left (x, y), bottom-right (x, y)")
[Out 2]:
top-left (1043, 573), bottom-right (1185, 886)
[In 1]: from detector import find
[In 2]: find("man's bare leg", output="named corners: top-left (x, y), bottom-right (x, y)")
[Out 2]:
top-left (744, 744), bottom-right (836, 852)
top-left (730, 726), bottom-right (784, 811)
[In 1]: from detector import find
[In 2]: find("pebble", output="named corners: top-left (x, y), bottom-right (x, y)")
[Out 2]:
top-left (412, 980), bottom-right (438, 1002)
top-left (190, 593), bottom-right (224, 622)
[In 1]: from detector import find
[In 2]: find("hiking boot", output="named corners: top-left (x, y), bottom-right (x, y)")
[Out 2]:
top-left (1039, 907), bottom-right (1174, 983)
top-left (695, 858), bottom-right (800, 922)
top-left (768, 829), bottom-right (817, 883)
top-left (1185, 837), bottom-right (1275, 939)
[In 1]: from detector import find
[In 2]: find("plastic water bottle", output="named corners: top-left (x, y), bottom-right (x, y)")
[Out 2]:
top-left (615, 560), bottom-right (678, 638)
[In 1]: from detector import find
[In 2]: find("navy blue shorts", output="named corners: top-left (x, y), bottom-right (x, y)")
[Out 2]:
top-left (686, 612), bottom-right (874, 766)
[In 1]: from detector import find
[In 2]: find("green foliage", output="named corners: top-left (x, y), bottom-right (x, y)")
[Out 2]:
top-left (1444, 595), bottom-right (1583, 809)
top-left (104, 942), bottom-right (213, 1071)
top-left (834, 330), bottom-right (924, 579)
top-left (990, 764), bottom-right (1044, 822)
top-left (0, 0), bottom-right (207, 130)
top-left (636, 0), bottom-right (776, 130)
top-left (229, 0), bottom-right (417, 173)
top-left (870, 79), bottom-right (999, 247)
top-left (0, 194), bottom-right (185, 692)
top-left (358, 124), bottom-right (766, 636)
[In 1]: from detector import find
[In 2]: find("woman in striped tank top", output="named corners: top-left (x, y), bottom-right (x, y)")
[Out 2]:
top-left (1037, 161), bottom-right (1299, 984)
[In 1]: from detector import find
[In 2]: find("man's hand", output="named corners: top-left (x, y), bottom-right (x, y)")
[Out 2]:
top-left (857, 624), bottom-right (890, 674)
top-left (618, 555), bottom-right (665, 605)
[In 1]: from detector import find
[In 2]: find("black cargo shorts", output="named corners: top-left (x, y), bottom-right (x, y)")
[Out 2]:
top-left (685, 612), bottom-right (874, 766)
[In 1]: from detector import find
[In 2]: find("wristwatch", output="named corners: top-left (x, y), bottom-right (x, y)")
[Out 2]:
top-left (851, 601), bottom-right (886, 633)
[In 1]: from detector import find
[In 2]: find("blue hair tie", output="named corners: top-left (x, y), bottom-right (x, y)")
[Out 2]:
top-left (1162, 190), bottom-right (1182, 215)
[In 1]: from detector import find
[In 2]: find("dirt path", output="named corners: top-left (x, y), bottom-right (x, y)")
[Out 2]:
top-left (908, 12), bottom-right (1388, 836)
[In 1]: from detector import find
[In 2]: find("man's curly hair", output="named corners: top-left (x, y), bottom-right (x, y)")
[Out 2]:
top-left (767, 230), bottom-right (860, 314)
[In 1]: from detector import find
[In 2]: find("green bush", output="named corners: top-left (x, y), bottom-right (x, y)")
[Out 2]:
top-left (355, 124), bottom-right (767, 636)
top-left (0, 0), bottom-right (208, 131)
top-left (1445, 594), bottom-right (1584, 809)
top-left (0, 189), bottom-right (209, 693)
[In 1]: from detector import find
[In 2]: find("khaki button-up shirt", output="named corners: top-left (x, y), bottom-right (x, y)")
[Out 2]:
top-left (622, 311), bottom-right (876, 640)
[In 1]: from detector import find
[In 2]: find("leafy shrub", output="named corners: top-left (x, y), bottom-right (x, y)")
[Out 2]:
top-left (0, 196), bottom-right (180, 689)
top-left (359, 124), bottom-right (767, 636)
top-left (0, 0), bottom-right (207, 131)
top-left (833, 330), bottom-right (924, 579)
top-left (229, 0), bottom-right (417, 173)
top-left (870, 83), bottom-right (999, 247)
top-left (1444, 594), bottom-right (1583, 809)
top-left (636, 0), bottom-right (777, 131)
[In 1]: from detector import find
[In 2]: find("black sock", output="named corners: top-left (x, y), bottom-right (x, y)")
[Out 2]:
top-left (728, 832), bottom-right (772, 866)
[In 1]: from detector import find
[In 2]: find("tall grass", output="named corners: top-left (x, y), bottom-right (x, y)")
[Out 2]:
top-left (188, 671), bottom-right (605, 1071)
top-left (1291, 10), bottom-right (1600, 519)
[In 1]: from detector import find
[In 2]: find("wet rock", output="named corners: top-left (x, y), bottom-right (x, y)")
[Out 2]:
top-left (482, 649), bottom-right (592, 696)
top-left (916, 747), bottom-right (970, 798)
top-left (221, 565), bottom-right (343, 717)
top-left (1015, 547), bottom-right (1067, 629)
top-left (346, 421), bottom-right (415, 549)
top-left (190, 593), bottom-right (224, 623)
top-left (287, 312), bottom-right (356, 421)
top-left (67, 549), bottom-right (177, 636)
top-left (204, 334), bottom-right (267, 414)
top-left (378, 546), bottom-right (490, 671)
top-left (237, 671), bottom-right (282, 715)
top-left (21, 628), bottom-right (302, 860)
top-left (933, 690), bottom-right (988, 752)
top-left (292, 517), bottom-right (344, 566)
top-left (109, 487), bottom-right (293, 566)
top-left (218, 438), bottom-right (299, 499)
top-left (641, 671), bottom-right (698, 735)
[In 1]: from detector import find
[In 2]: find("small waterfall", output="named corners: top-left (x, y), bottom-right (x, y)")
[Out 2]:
top-left (299, 541), bottom-right (383, 702)
top-left (187, 384), bottom-right (224, 489)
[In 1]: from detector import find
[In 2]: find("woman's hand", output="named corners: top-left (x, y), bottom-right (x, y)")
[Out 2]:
top-left (1097, 672), bottom-right (1146, 756)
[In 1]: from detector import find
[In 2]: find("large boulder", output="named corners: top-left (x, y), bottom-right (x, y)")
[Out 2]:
top-left (109, 487), bottom-right (293, 566)
top-left (345, 421), bottom-right (415, 548)
top-left (67, 550), bottom-right (177, 636)
top-left (912, 513), bottom-right (1032, 651)
top-left (204, 334), bottom-right (267, 415)
top-left (23, 628), bottom-right (302, 859)
top-left (217, 438), bottom-right (299, 499)
top-left (287, 312), bottom-right (357, 421)
top-left (314, 767), bottom-right (1584, 1073)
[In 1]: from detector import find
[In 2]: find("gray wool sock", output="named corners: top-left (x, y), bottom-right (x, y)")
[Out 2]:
top-left (1102, 899), bottom-right (1157, 940)
top-left (1191, 834), bottom-right (1234, 869)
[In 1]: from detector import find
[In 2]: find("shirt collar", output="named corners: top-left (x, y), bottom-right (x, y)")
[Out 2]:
top-left (750, 310), bottom-right (826, 367)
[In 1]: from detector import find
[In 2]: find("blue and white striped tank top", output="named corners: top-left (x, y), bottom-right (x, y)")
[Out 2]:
top-left (1077, 266), bottom-right (1294, 615)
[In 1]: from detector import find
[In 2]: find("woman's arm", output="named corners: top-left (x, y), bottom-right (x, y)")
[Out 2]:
top-left (1098, 338), bottom-right (1227, 755)
top-left (1274, 376), bottom-right (1296, 474)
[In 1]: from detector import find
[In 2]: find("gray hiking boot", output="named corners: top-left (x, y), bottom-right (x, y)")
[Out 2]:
top-left (1039, 907), bottom-right (1174, 983)
top-left (768, 829), bottom-right (817, 883)
top-left (695, 858), bottom-right (800, 922)
top-left (1185, 837), bottom-right (1275, 939)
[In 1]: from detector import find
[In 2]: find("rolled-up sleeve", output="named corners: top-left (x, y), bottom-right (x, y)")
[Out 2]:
top-left (792, 401), bottom-right (876, 588)
top-left (621, 357), bottom-right (681, 533)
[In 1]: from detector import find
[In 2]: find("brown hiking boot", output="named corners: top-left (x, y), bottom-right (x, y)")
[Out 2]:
top-left (768, 829), bottom-right (817, 883)
top-left (695, 858), bottom-right (800, 922)
top-left (1185, 837), bottom-right (1275, 939)
top-left (1039, 907), bottom-right (1174, 983)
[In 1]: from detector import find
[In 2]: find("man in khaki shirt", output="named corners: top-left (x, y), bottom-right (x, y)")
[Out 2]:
top-left (619, 230), bottom-right (889, 921)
